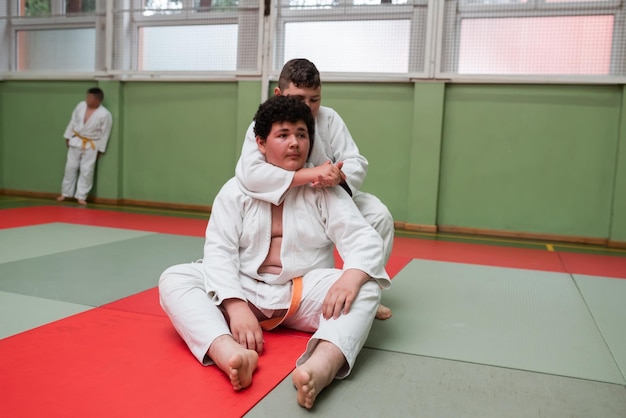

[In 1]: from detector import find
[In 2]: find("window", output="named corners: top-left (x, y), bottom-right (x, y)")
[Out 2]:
top-left (9, 0), bottom-right (101, 73)
top-left (275, 0), bottom-right (427, 75)
top-left (19, 0), bottom-right (96, 16)
top-left (17, 28), bottom-right (96, 71)
top-left (457, 15), bottom-right (614, 75)
top-left (2, 0), bottom-right (626, 80)
top-left (110, 0), bottom-right (259, 73)
top-left (283, 20), bottom-right (411, 73)
top-left (138, 24), bottom-right (238, 71)
top-left (439, 0), bottom-right (623, 78)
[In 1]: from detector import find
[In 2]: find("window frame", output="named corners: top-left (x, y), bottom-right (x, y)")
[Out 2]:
top-left (108, 0), bottom-right (263, 78)
top-left (434, 0), bottom-right (626, 83)
top-left (4, 0), bottom-right (104, 77)
top-left (0, 0), bottom-right (625, 83)
top-left (271, 0), bottom-right (433, 81)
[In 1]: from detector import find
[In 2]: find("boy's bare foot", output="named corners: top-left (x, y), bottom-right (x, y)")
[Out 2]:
top-left (293, 367), bottom-right (320, 409)
top-left (227, 351), bottom-right (258, 391)
top-left (375, 303), bottom-right (392, 320)
top-left (208, 335), bottom-right (258, 391)
top-left (56, 195), bottom-right (66, 202)
top-left (77, 199), bottom-right (87, 205)
top-left (292, 341), bottom-right (344, 409)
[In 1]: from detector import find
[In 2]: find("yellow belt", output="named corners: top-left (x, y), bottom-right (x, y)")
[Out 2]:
top-left (259, 276), bottom-right (303, 331)
top-left (73, 131), bottom-right (96, 151)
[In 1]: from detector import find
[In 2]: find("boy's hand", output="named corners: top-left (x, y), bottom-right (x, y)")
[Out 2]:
top-left (310, 161), bottom-right (345, 188)
top-left (222, 299), bottom-right (264, 354)
top-left (322, 269), bottom-right (370, 320)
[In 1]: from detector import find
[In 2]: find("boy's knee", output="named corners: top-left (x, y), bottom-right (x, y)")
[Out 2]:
top-left (158, 263), bottom-right (196, 293)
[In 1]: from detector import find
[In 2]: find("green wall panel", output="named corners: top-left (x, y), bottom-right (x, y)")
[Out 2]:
top-left (407, 82), bottom-right (445, 227)
top-left (322, 83), bottom-right (414, 223)
top-left (439, 85), bottom-right (621, 238)
top-left (1, 81), bottom-right (96, 194)
top-left (94, 80), bottom-right (123, 200)
top-left (236, 81), bottom-right (263, 155)
top-left (610, 86), bottom-right (626, 243)
top-left (121, 82), bottom-right (239, 206)
top-left (0, 82), bottom-right (4, 189)
top-left (2, 79), bottom-right (624, 242)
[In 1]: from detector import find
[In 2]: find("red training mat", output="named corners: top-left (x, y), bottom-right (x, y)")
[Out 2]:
top-left (392, 237), bottom-right (567, 273)
top-left (0, 308), bottom-right (309, 418)
top-left (0, 206), bottom-right (207, 237)
top-left (102, 288), bottom-right (166, 317)
top-left (559, 251), bottom-right (626, 279)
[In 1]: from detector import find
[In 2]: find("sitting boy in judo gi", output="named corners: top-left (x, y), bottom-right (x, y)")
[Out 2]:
top-left (159, 95), bottom-right (390, 409)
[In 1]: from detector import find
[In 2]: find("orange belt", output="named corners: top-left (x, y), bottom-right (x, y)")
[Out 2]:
top-left (73, 131), bottom-right (96, 151)
top-left (259, 276), bottom-right (303, 331)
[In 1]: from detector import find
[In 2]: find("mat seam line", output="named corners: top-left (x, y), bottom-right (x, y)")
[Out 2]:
top-left (566, 267), bottom-right (626, 384)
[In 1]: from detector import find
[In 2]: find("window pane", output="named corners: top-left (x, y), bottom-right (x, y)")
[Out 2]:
top-left (283, 20), bottom-right (410, 72)
top-left (65, 0), bottom-right (96, 13)
top-left (139, 25), bottom-right (238, 71)
top-left (287, 0), bottom-right (337, 9)
top-left (353, 0), bottom-right (409, 3)
top-left (21, 0), bottom-right (51, 16)
top-left (289, 0), bottom-right (410, 5)
top-left (458, 15), bottom-right (614, 75)
top-left (460, 0), bottom-right (527, 4)
top-left (17, 28), bottom-right (95, 71)
top-left (194, 0), bottom-right (239, 10)
top-left (143, 0), bottom-right (183, 16)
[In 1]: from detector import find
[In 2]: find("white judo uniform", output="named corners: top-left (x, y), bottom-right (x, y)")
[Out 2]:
top-left (235, 105), bottom-right (394, 264)
top-left (60, 101), bottom-right (112, 200)
top-left (159, 177), bottom-right (391, 377)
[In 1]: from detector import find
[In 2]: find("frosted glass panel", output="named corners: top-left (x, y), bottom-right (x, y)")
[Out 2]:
top-left (17, 28), bottom-right (95, 71)
top-left (139, 25), bottom-right (238, 71)
top-left (457, 15), bottom-right (614, 75)
top-left (283, 20), bottom-right (410, 73)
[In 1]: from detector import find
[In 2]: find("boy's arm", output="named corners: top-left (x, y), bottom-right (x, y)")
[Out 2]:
top-left (203, 180), bottom-right (247, 304)
top-left (203, 180), bottom-right (264, 353)
top-left (318, 187), bottom-right (390, 318)
top-left (235, 122), bottom-right (295, 205)
top-left (235, 122), bottom-right (345, 204)
top-left (324, 108), bottom-right (369, 194)
top-left (63, 103), bottom-right (81, 140)
top-left (96, 111), bottom-right (113, 154)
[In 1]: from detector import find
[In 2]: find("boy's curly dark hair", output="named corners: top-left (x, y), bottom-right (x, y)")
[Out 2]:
top-left (253, 95), bottom-right (315, 157)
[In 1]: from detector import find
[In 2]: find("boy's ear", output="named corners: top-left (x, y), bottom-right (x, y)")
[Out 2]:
top-left (256, 136), bottom-right (267, 155)
top-left (273, 87), bottom-right (282, 97)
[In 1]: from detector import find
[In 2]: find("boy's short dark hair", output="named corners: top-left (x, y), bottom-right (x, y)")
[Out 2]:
top-left (87, 87), bottom-right (104, 102)
top-left (278, 59), bottom-right (321, 91)
top-left (253, 95), bottom-right (315, 157)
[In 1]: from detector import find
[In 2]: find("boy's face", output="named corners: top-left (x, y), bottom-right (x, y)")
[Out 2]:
top-left (257, 121), bottom-right (310, 171)
top-left (275, 83), bottom-right (321, 119)
top-left (86, 93), bottom-right (101, 108)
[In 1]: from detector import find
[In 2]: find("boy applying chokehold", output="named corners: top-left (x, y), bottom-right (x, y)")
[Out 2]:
top-left (235, 58), bottom-right (394, 320)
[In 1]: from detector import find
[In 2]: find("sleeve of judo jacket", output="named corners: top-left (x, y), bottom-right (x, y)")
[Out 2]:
top-left (202, 178), bottom-right (248, 305)
top-left (320, 187), bottom-right (391, 288)
top-left (96, 109), bottom-right (113, 154)
top-left (321, 107), bottom-right (369, 195)
top-left (234, 122), bottom-right (294, 205)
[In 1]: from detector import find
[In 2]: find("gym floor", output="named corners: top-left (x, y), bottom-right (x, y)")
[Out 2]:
top-left (1, 195), bottom-right (625, 417)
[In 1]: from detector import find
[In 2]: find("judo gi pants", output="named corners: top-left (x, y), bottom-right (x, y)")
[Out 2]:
top-left (353, 191), bottom-right (394, 265)
top-left (61, 146), bottom-right (98, 201)
top-left (159, 262), bottom-right (382, 379)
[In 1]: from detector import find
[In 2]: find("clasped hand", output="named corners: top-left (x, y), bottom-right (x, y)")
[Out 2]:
top-left (310, 161), bottom-right (346, 188)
